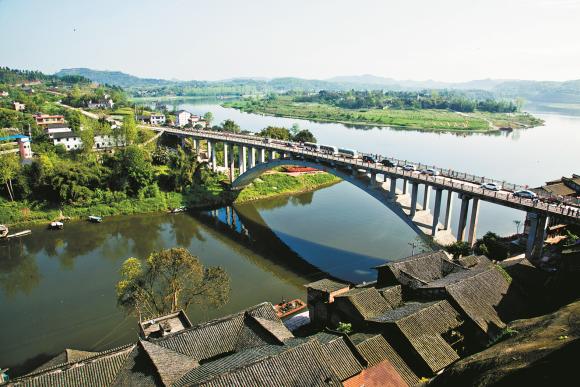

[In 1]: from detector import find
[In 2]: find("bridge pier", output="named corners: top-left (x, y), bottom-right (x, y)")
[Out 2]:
top-left (410, 182), bottom-right (419, 218)
top-left (456, 195), bottom-right (470, 241)
top-left (389, 177), bottom-right (397, 198)
top-left (422, 185), bottom-right (431, 211)
top-left (229, 148), bottom-right (235, 182)
top-left (207, 139), bottom-right (212, 159)
top-left (402, 179), bottom-right (408, 195)
top-left (526, 212), bottom-right (549, 260)
top-left (269, 150), bottom-right (275, 161)
top-left (431, 188), bottom-right (443, 236)
top-left (467, 197), bottom-right (480, 246)
top-left (192, 138), bottom-right (198, 150)
top-left (259, 148), bottom-right (266, 163)
top-left (239, 145), bottom-right (247, 174)
top-left (223, 143), bottom-right (229, 168)
top-left (370, 172), bottom-right (377, 186)
top-left (444, 190), bottom-right (454, 230)
top-left (249, 147), bottom-right (256, 168)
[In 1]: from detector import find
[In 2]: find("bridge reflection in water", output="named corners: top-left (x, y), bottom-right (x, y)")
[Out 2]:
top-left (194, 202), bottom-right (393, 284)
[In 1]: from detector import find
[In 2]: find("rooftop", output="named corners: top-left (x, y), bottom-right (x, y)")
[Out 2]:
top-left (305, 278), bottom-right (350, 293)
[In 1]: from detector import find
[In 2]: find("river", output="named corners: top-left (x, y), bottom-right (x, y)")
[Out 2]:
top-left (1, 99), bottom-right (578, 372)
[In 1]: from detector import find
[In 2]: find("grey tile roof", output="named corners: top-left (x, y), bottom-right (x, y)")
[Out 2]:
top-left (443, 266), bottom-right (509, 335)
top-left (310, 332), bottom-right (363, 381)
top-left (7, 344), bottom-right (136, 387)
top-left (139, 340), bottom-right (198, 386)
top-left (378, 285), bottom-right (403, 309)
top-left (335, 287), bottom-right (394, 320)
top-left (369, 300), bottom-right (462, 373)
top-left (349, 333), bottom-right (419, 387)
top-left (110, 345), bottom-right (161, 387)
top-left (173, 339), bottom-right (341, 387)
top-left (305, 278), bottom-right (349, 293)
top-left (456, 255), bottom-right (492, 269)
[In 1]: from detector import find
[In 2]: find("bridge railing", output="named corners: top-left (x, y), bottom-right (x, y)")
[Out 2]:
top-left (152, 126), bottom-right (580, 212)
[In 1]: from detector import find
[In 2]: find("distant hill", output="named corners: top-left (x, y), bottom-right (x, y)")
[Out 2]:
top-left (55, 68), bottom-right (580, 103)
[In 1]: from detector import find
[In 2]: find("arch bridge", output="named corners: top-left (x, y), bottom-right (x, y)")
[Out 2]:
top-left (147, 125), bottom-right (580, 260)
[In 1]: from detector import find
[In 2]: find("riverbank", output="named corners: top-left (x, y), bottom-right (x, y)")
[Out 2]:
top-left (0, 172), bottom-right (340, 227)
top-left (224, 99), bottom-right (543, 132)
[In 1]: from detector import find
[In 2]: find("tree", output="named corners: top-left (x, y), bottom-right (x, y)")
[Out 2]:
top-left (221, 119), bottom-right (240, 134)
top-left (290, 123), bottom-right (300, 137)
top-left (293, 129), bottom-right (316, 143)
top-left (203, 112), bottom-right (213, 127)
top-left (79, 116), bottom-right (95, 153)
top-left (110, 146), bottom-right (154, 195)
top-left (259, 126), bottom-right (291, 140)
top-left (513, 220), bottom-right (522, 235)
top-left (116, 247), bottom-right (230, 319)
top-left (446, 241), bottom-right (471, 259)
top-left (120, 115), bottom-right (138, 145)
top-left (0, 153), bottom-right (20, 201)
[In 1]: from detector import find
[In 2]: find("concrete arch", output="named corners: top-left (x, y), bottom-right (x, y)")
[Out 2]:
top-left (231, 159), bottom-right (426, 237)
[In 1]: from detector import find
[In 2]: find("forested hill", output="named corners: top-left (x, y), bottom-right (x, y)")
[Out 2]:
top-left (55, 68), bottom-right (580, 103)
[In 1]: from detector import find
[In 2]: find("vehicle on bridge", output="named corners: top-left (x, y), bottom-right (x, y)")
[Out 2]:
top-left (514, 189), bottom-right (537, 199)
top-left (421, 168), bottom-right (440, 176)
top-left (319, 144), bottom-right (338, 155)
top-left (381, 159), bottom-right (396, 167)
top-left (362, 155), bottom-right (377, 163)
top-left (402, 164), bottom-right (417, 171)
top-left (481, 182), bottom-right (502, 191)
top-left (337, 148), bottom-right (358, 158)
top-left (304, 142), bottom-right (320, 152)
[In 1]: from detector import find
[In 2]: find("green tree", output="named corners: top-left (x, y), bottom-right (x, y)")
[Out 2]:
top-left (203, 112), bottom-right (213, 126)
top-left (110, 146), bottom-right (154, 195)
top-left (446, 241), bottom-right (471, 259)
top-left (116, 247), bottom-right (230, 319)
top-left (120, 115), bottom-right (138, 145)
top-left (259, 126), bottom-right (291, 140)
top-left (221, 119), bottom-right (240, 134)
top-left (293, 129), bottom-right (316, 143)
top-left (290, 123), bottom-right (300, 137)
top-left (0, 153), bottom-right (20, 200)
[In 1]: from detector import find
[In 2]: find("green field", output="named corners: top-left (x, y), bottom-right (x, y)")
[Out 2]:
top-left (224, 97), bottom-right (543, 131)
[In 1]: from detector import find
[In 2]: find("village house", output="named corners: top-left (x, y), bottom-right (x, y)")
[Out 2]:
top-left (536, 174), bottom-right (580, 199)
top-left (136, 114), bottom-right (166, 126)
top-left (33, 114), bottom-right (65, 127)
top-left (86, 95), bottom-right (114, 109)
top-left (0, 91), bottom-right (8, 97)
top-left (0, 134), bottom-right (32, 159)
top-left (12, 101), bottom-right (25, 111)
top-left (51, 132), bottom-right (120, 151)
top-left (44, 123), bottom-right (72, 138)
top-left (175, 110), bottom-right (192, 127)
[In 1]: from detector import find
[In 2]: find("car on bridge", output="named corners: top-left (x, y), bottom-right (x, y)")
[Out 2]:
top-left (362, 155), bottom-right (377, 163)
top-left (402, 164), bottom-right (417, 171)
top-left (421, 168), bottom-right (440, 176)
top-left (381, 159), bottom-right (395, 167)
top-left (514, 189), bottom-right (537, 199)
top-left (481, 182), bottom-right (502, 191)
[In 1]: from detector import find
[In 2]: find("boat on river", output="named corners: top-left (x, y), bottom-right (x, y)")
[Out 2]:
top-left (88, 215), bottom-right (103, 223)
top-left (48, 221), bottom-right (64, 230)
top-left (0, 225), bottom-right (8, 238)
top-left (274, 299), bottom-right (307, 319)
top-left (170, 207), bottom-right (187, 213)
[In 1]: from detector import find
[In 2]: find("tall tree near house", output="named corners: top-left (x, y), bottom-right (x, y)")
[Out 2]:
top-left (0, 153), bottom-right (20, 201)
top-left (120, 115), bottom-right (138, 145)
top-left (116, 247), bottom-right (230, 320)
top-left (203, 111), bottom-right (213, 127)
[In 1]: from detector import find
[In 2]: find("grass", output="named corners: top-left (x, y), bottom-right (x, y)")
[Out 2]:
top-left (224, 97), bottom-right (543, 132)
top-left (234, 172), bottom-right (340, 203)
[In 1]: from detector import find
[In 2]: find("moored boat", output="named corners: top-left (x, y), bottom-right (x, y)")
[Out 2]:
top-left (49, 221), bottom-right (64, 230)
top-left (88, 215), bottom-right (103, 223)
top-left (170, 207), bottom-right (187, 213)
top-left (0, 225), bottom-right (8, 238)
top-left (274, 299), bottom-right (307, 319)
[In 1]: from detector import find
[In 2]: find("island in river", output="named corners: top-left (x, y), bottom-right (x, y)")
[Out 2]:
top-left (224, 95), bottom-right (543, 132)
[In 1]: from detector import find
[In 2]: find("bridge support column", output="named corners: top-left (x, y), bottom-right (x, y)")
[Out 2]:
top-left (192, 138), bottom-right (198, 150)
top-left (444, 190), bottom-right (454, 230)
top-left (370, 172), bottom-right (377, 186)
top-left (259, 148), bottom-right (266, 163)
top-left (431, 188), bottom-right (443, 236)
top-left (207, 140), bottom-right (212, 159)
top-left (249, 147), bottom-right (256, 168)
top-left (239, 145), bottom-right (247, 174)
top-left (526, 212), bottom-right (549, 260)
top-left (467, 198), bottom-right (480, 246)
top-left (389, 177), bottom-right (397, 198)
top-left (402, 179), bottom-right (408, 195)
top-left (269, 150), bottom-right (275, 161)
top-left (422, 185), bottom-right (431, 211)
top-left (410, 182), bottom-right (419, 218)
top-left (211, 142), bottom-right (217, 172)
top-left (229, 148), bottom-right (235, 182)
top-left (223, 143), bottom-right (228, 168)
top-left (456, 195), bottom-right (471, 241)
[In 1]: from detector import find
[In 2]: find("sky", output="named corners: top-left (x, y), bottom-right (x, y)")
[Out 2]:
top-left (1, 0), bottom-right (579, 82)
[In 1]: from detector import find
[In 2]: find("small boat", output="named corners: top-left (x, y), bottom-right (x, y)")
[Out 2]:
top-left (170, 207), bottom-right (187, 214)
top-left (4, 230), bottom-right (32, 239)
top-left (88, 215), bottom-right (103, 223)
top-left (0, 225), bottom-right (8, 238)
top-left (274, 299), bottom-right (307, 319)
top-left (49, 221), bottom-right (64, 230)
top-left (499, 126), bottom-right (513, 132)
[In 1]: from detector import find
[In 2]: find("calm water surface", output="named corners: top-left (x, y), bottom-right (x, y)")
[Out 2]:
top-left (1, 100), bottom-right (578, 371)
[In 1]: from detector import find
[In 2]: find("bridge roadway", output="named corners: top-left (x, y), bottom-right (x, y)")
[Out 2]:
top-left (145, 125), bottom-right (580, 259)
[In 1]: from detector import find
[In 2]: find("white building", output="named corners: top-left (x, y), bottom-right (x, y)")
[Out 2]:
top-left (13, 101), bottom-right (25, 111)
top-left (150, 114), bottom-right (166, 125)
top-left (45, 124), bottom-right (72, 138)
top-left (175, 110), bottom-right (192, 127)
top-left (52, 132), bottom-right (124, 151)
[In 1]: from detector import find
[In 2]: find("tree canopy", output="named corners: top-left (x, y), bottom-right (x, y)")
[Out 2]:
top-left (116, 247), bottom-right (230, 319)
